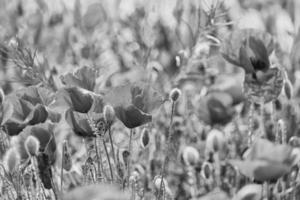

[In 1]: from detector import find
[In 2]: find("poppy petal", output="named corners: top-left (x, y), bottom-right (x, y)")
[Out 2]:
top-left (114, 105), bottom-right (152, 129)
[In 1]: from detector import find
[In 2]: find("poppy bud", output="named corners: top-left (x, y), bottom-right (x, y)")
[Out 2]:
top-left (170, 88), bottom-right (181, 102)
top-left (104, 105), bottom-right (115, 125)
top-left (4, 148), bottom-right (20, 173)
top-left (25, 135), bottom-right (40, 156)
top-left (0, 88), bottom-right (4, 105)
top-left (153, 176), bottom-right (168, 190)
top-left (206, 129), bottom-right (226, 154)
top-left (284, 79), bottom-right (293, 100)
top-left (201, 162), bottom-right (213, 179)
top-left (140, 128), bottom-right (150, 148)
top-left (62, 140), bottom-right (72, 171)
top-left (182, 146), bottom-right (199, 166)
top-left (289, 136), bottom-right (300, 147)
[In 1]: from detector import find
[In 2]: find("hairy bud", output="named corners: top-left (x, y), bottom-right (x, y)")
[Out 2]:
top-left (169, 88), bottom-right (181, 102)
top-left (104, 105), bottom-right (115, 125)
top-left (4, 148), bottom-right (20, 173)
top-left (25, 135), bottom-right (40, 156)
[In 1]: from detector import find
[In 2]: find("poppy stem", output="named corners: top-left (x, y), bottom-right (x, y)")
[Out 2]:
top-left (127, 129), bottom-right (133, 187)
top-left (260, 98), bottom-right (265, 138)
top-left (102, 138), bottom-right (114, 182)
top-left (248, 101), bottom-right (254, 146)
top-left (158, 100), bottom-right (176, 200)
top-left (108, 126), bottom-right (117, 165)
top-left (94, 136), bottom-right (102, 182)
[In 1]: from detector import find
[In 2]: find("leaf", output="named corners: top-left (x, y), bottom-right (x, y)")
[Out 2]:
top-left (221, 29), bottom-right (274, 66)
top-left (60, 66), bottom-right (97, 91)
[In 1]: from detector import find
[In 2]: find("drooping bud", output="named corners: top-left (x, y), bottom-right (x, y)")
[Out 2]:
top-left (25, 135), bottom-right (40, 156)
top-left (169, 88), bottom-right (181, 102)
top-left (4, 148), bottom-right (20, 173)
top-left (62, 140), bottom-right (72, 171)
top-left (140, 128), bottom-right (150, 148)
top-left (182, 146), bottom-right (199, 166)
top-left (104, 105), bottom-right (115, 125)
top-left (284, 79), bottom-right (293, 100)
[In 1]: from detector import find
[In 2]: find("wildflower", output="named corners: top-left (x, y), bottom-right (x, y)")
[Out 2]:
top-left (104, 83), bottom-right (164, 129)
top-left (230, 138), bottom-right (296, 182)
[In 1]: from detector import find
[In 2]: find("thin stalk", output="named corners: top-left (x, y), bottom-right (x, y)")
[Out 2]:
top-left (158, 100), bottom-right (176, 200)
top-left (248, 102), bottom-right (254, 145)
top-left (61, 143), bottom-right (64, 193)
top-left (260, 98), bottom-right (265, 138)
top-left (108, 126), bottom-right (116, 164)
top-left (94, 136), bottom-right (102, 181)
top-left (102, 138), bottom-right (114, 182)
top-left (127, 129), bottom-right (134, 186)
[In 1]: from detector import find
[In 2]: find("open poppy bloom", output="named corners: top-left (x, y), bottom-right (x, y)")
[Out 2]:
top-left (17, 122), bottom-right (57, 189)
top-left (229, 139), bottom-right (296, 182)
top-left (221, 29), bottom-right (284, 103)
top-left (1, 87), bottom-right (50, 136)
top-left (104, 83), bottom-right (164, 129)
top-left (50, 87), bottom-right (107, 137)
top-left (197, 91), bottom-right (235, 126)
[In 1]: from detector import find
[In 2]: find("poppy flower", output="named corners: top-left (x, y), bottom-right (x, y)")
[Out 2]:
top-left (16, 122), bottom-right (57, 189)
top-left (104, 83), bottom-right (164, 129)
top-left (221, 29), bottom-right (284, 103)
top-left (229, 139), bottom-right (296, 182)
top-left (60, 66), bottom-right (97, 91)
top-left (50, 87), bottom-right (107, 137)
top-left (1, 89), bottom-right (49, 136)
top-left (197, 91), bottom-right (235, 126)
top-left (50, 87), bottom-right (94, 113)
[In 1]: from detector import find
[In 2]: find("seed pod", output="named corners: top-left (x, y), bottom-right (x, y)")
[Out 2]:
top-left (201, 162), bottom-right (213, 179)
top-left (170, 88), bottom-right (181, 102)
top-left (182, 146), bottom-right (199, 166)
top-left (140, 128), bottom-right (150, 148)
top-left (4, 148), bottom-right (20, 173)
top-left (25, 135), bottom-right (40, 156)
top-left (284, 79), bottom-right (293, 100)
top-left (104, 105), bottom-right (115, 125)
top-left (62, 140), bottom-right (72, 171)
